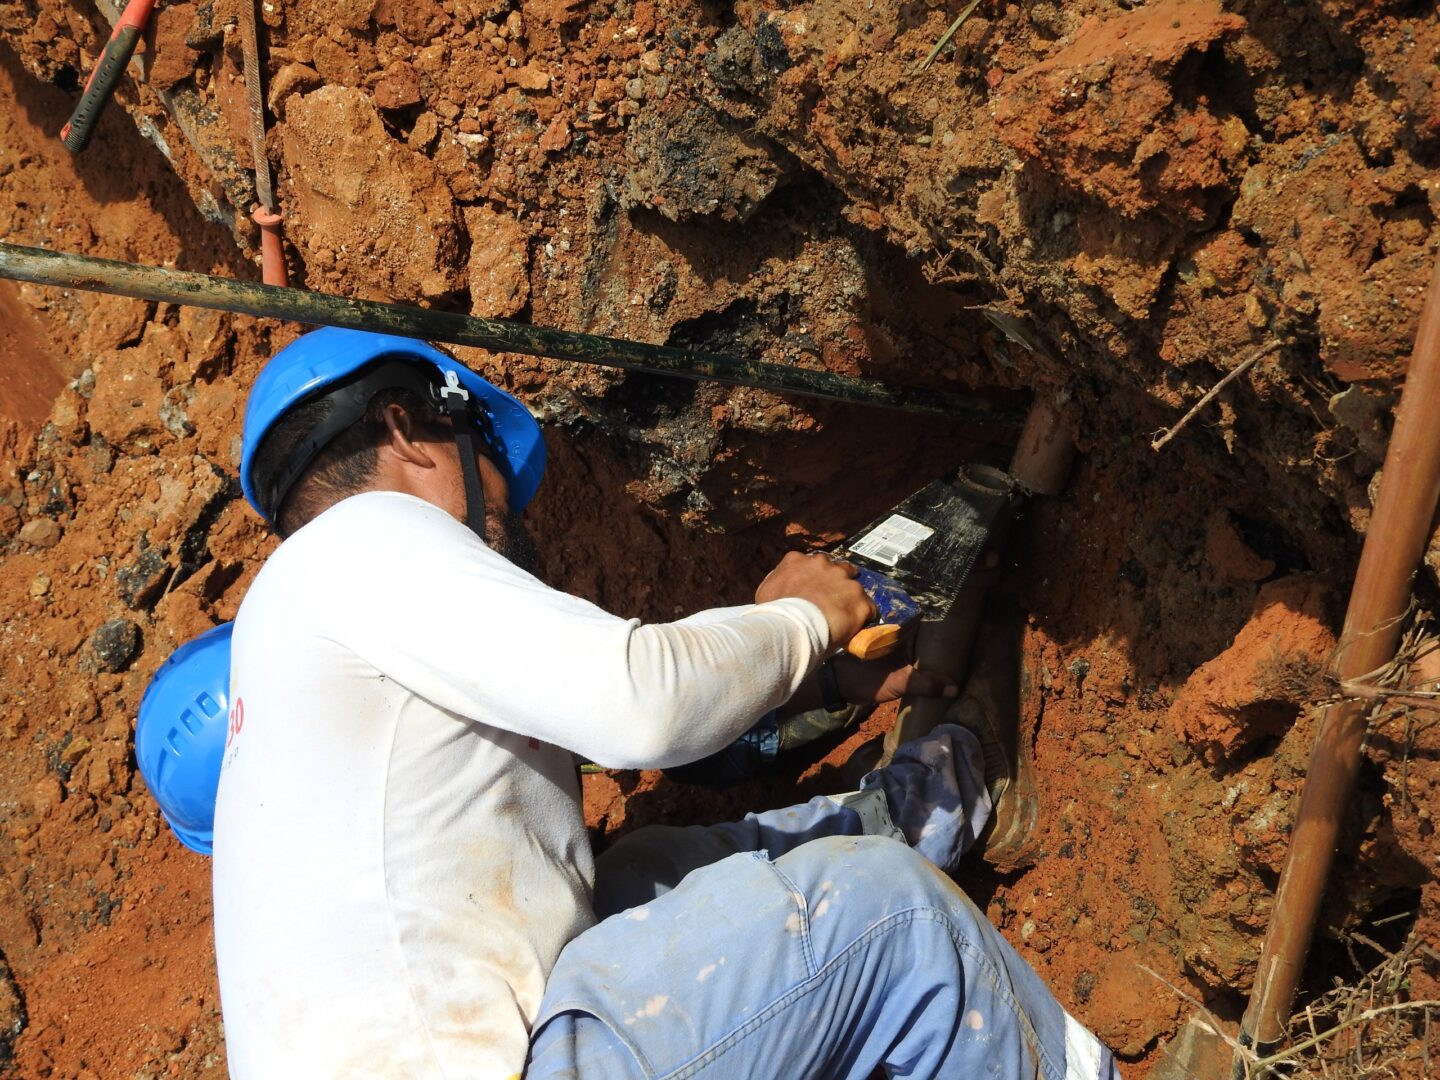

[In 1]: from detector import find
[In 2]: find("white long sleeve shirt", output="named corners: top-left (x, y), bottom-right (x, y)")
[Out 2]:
top-left (211, 491), bottom-right (830, 1079)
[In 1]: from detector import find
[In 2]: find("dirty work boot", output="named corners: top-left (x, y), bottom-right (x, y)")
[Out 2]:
top-left (854, 724), bottom-right (992, 871)
top-left (839, 731), bottom-right (886, 791)
top-left (944, 609), bottom-right (1039, 870)
top-left (847, 605), bottom-right (1040, 867)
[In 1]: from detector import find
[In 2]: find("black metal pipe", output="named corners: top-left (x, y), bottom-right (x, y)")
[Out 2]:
top-left (0, 242), bottom-right (1021, 424)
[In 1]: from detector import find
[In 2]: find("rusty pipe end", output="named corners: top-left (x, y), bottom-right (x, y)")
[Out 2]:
top-left (252, 205), bottom-right (288, 288)
top-left (1010, 396), bottom-right (1075, 495)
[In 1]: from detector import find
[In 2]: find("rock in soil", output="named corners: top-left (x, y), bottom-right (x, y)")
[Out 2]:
top-left (82, 619), bottom-right (142, 675)
top-left (0, 951), bottom-right (26, 1071)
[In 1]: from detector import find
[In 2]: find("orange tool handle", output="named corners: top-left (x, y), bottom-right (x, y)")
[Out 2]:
top-left (846, 624), bottom-right (904, 661)
top-left (60, 0), bottom-right (158, 154)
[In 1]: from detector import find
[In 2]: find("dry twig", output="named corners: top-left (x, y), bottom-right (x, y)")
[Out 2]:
top-left (1151, 341), bottom-right (1284, 451)
top-left (1253, 1000), bottom-right (1440, 1071)
top-left (1137, 965), bottom-right (1246, 1053)
top-left (1266, 934), bottom-right (1435, 1079)
top-left (1339, 616), bottom-right (1440, 708)
top-left (910, 0), bottom-right (984, 76)
top-left (1143, 933), bottom-right (1439, 1080)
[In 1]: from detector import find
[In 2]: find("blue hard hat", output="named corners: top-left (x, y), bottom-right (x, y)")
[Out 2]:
top-left (135, 622), bottom-right (233, 856)
top-left (239, 327), bottom-right (546, 523)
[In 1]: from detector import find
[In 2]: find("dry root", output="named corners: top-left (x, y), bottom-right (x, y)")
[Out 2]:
top-left (1144, 932), bottom-right (1440, 1079)
top-left (1258, 932), bottom-right (1440, 1080)
top-left (1341, 617), bottom-right (1440, 727)
top-left (1276, 610), bottom-right (1440, 723)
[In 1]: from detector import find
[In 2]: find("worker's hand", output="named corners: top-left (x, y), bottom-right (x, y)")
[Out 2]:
top-left (755, 551), bottom-right (875, 648)
top-left (833, 654), bottom-right (958, 706)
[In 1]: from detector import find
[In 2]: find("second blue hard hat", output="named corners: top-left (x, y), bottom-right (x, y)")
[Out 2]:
top-left (135, 622), bottom-right (233, 855)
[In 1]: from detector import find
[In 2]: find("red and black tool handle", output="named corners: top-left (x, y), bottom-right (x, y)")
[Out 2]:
top-left (60, 0), bottom-right (157, 154)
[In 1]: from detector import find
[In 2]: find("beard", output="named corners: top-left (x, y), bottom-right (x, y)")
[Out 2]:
top-left (485, 505), bottom-right (541, 577)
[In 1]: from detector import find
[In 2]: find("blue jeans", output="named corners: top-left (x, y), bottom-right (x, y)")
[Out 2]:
top-left (527, 797), bottom-right (1118, 1079)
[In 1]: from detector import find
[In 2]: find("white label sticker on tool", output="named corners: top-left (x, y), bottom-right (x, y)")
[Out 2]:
top-left (849, 515), bottom-right (935, 567)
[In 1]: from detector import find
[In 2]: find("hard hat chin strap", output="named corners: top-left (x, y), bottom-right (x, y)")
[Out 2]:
top-left (259, 358), bottom-right (503, 540)
top-left (438, 371), bottom-right (488, 540)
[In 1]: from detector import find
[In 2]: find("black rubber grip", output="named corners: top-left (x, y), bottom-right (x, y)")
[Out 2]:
top-left (60, 26), bottom-right (142, 154)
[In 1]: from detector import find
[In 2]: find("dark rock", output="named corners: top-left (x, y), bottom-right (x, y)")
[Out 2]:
top-left (116, 547), bottom-right (173, 610)
top-left (1073, 969), bottom-right (1098, 1006)
top-left (85, 620), bottom-right (141, 674)
top-left (752, 15), bottom-right (795, 75)
top-left (0, 951), bottom-right (25, 1071)
top-left (621, 101), bottom-right (788, 223)
top-left (185, 0), bottom-right (226, 50)
top-left (705, 25), bottom-right (768, 96)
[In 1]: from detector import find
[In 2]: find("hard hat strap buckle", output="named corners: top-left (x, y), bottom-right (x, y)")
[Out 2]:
top-left (438, 370), bottom-right (471, 403)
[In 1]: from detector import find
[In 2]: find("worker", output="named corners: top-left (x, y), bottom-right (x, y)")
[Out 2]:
top-left (210, 326), bottom-right (1119, 1079)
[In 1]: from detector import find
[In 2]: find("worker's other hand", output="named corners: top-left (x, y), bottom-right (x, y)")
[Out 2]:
top-left (832, 655), bottom-right (958, 707)
top-left (755, 550), bottom-right (875, 648)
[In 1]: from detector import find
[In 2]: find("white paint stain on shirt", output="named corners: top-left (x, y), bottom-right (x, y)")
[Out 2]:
top-left (624, 995), bottom-right (670, 1025)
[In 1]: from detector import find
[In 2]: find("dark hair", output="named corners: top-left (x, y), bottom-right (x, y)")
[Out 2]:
top-left (253, 387), bottom-right (447, 537)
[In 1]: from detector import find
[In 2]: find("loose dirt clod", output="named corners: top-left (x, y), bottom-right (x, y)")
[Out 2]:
top-left (15, 518), bottom-right (61, 549)
top-left (1169, 576), bottom-right (1335, 763)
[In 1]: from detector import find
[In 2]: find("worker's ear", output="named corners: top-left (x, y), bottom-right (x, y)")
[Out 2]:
top-left (378, 402), bottom-right (440, 470)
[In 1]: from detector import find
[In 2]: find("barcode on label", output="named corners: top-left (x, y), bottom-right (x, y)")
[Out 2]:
top-left (848, 515), bottom-right (935, 567)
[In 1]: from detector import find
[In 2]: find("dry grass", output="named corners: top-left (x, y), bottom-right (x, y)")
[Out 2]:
top-left (1259, 931), bottom-right (1440, 1080)
top-left (1144, 620), bottom-right (1440, 1077)
top-left (1145, 931), bottom-right (1439, 1079)
top-left (1335, 613), bottom-right (1440, 712)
